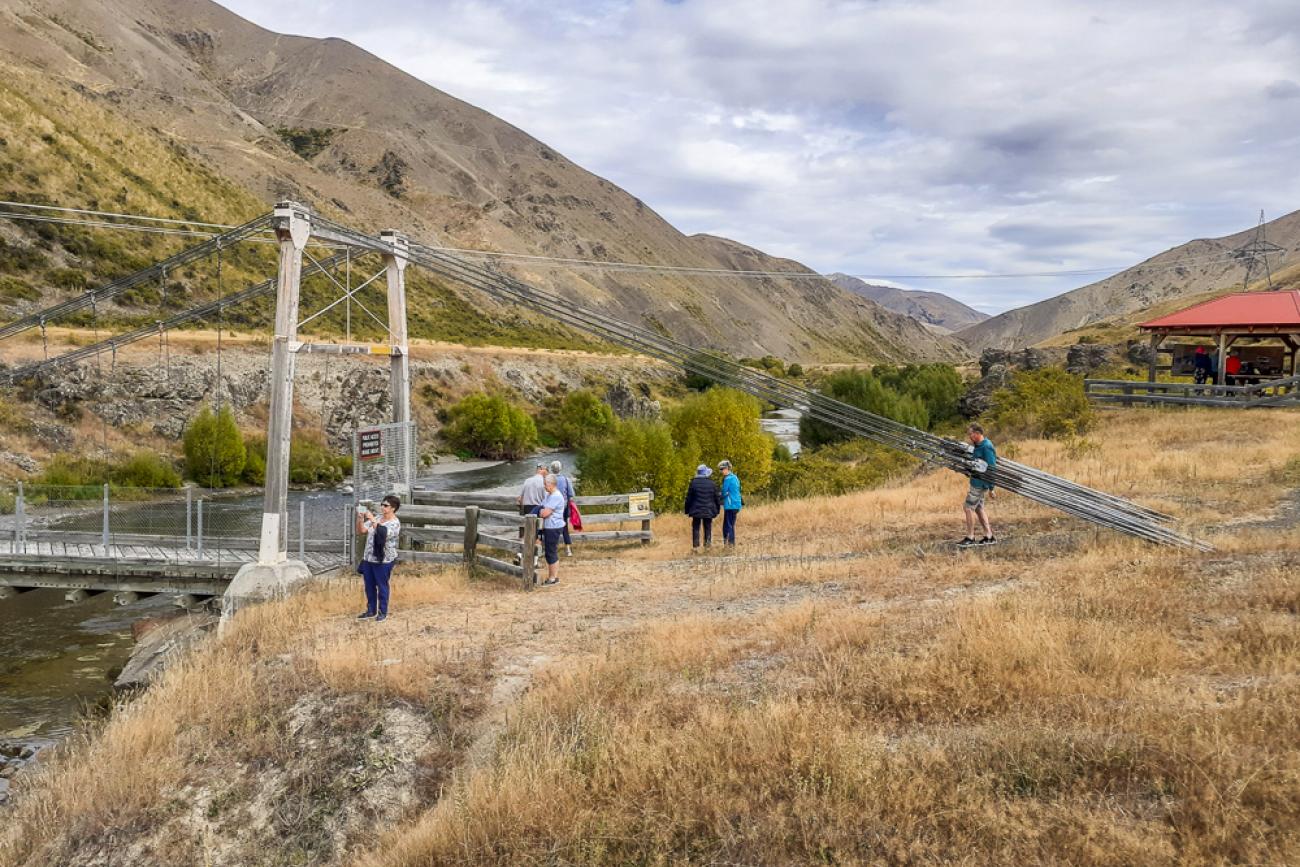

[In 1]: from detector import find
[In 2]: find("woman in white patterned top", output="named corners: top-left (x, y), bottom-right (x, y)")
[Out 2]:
top-left (355, 494), bottom-right (401, 622)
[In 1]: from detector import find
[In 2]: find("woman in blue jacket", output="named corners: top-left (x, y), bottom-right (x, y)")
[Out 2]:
top-left (718, 460), bottom-right (742, 546)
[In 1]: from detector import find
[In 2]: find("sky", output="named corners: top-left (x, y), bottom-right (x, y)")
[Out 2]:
top-left (220, 0), bottom-right (1300, 314)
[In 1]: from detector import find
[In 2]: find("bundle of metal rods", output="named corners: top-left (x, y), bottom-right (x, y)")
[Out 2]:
top-left (402, 239), bottom-right (1210, 551)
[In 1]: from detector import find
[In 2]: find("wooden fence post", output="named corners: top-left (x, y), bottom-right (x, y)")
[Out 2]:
top-left (522, 515), bottom-right (538, 589)
top-left (640, 487), bottom-right (652, 546)
top-left (463, 505), bottom-right (478, 567)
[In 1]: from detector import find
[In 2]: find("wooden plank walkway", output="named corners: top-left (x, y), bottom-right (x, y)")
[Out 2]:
top-left (0, 539), bottom-right (347, 599)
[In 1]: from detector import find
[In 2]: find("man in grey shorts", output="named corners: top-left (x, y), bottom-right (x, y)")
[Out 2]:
top-left (959, 423), bottom-right (997, 548)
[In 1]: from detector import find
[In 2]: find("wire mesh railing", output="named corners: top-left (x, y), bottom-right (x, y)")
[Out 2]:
top-left (0, 484), bottom-right (353, 568)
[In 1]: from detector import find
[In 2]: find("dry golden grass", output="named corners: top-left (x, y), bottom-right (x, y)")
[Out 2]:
top-left (1, 407), bottom-right (1298, 865)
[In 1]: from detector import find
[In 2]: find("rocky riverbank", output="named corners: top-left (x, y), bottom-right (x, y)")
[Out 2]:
top-left (1, 339), bottom-right (677, 472)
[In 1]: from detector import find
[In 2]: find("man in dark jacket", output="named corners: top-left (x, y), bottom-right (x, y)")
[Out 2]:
top-left (684, 464), bottom-right (722, 550)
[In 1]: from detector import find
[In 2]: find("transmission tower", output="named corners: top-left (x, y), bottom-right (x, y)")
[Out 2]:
top-left (1231, 209), bottom-right (1284, 290)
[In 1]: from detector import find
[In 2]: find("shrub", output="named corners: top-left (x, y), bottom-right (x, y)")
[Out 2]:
top-left (275, 126), bottom-right (339, 160)
top-left (668, 388), bottom-right (774, 492)
top-left (442, 393), bottom-right (538, 460)
top-left (47, 267), bottom-right (90, 290)
top-left (989, 368), bottom-right (1095, 439)
top-left (764, 442), bottom-right (913, 500)
top-left (33, 450), bottom-right (180, 494)
top-left (242, 433), bottom-right (349, 486)
top-left (111, 451), bottom-right (182, 488)
top-left (800, 369), bottom-right (930, 448)
top-left (0, 275), bottom-right (39, 303)
top-left (786, 363), bottom-right (804, 378)
top-left (577, 419), bottom-right (698, 511)
top-left (872, 363), bottom-right (965, 427)
top-left (36, 453), bottom-right (112, 493)
top-left (241, 436), bottom-right (266, 485)
top-left (539, 389), bottom-right (616, 448)
top-left (183, 404), bottom-right (246, 487)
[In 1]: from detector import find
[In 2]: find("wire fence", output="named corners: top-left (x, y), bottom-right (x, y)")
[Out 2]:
top-left (0, 484), bottom-right (353, 566)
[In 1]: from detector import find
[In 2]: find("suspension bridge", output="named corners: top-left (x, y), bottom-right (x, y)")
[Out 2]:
top-left (0, 200), bottom-right (1210, 611)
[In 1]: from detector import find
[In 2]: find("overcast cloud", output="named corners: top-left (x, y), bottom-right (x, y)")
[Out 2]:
top-left (221, 0), bottom-right (1300, 313)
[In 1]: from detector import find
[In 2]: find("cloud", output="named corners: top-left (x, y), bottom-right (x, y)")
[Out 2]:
top-left (219, 0), bottom-right (1300, 313)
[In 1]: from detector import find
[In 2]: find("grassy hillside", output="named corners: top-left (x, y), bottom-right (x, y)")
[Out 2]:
top-left (0, 64), bottom-right (604, 351)
top-left (2, 408), bottom-right (1297, 865)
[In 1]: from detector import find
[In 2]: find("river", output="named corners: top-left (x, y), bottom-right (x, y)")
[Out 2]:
top-left (0, 451), bottom-right (576, 797)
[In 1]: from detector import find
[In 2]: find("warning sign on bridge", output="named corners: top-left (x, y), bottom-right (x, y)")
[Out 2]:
top-left (358, 428), bottom-right (384, 462)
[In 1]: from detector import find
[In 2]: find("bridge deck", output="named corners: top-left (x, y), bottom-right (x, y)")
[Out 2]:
top-left (0, 540), bottom-right (346, 597)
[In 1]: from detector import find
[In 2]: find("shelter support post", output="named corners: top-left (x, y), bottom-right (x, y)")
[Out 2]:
top-left (1147, 333), bottom-right (1163, 383)
top-left (1216, 333), bottom-right (1227, 386)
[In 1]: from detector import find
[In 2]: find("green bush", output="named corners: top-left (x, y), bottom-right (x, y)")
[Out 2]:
top-left (764, 441), bottom-right (913, 501)
top-left (442, 393), bottom-right (539, 460)
top-left (183, 404), bottom-right (246, 487)
top-left (989, 367), bottom-right (1095, 439)
top-left (33, 450), bottom-right (181, 495)
top-left (111, 451), bottom-right (182, 488)
top-left (577, 419), bottom-right (698, 511)
top-left (668, 387), bottom-right (774, 492)
top-left (288, 433), bottom-right (350, 485)
top-left (275, 126), bottom-right (339, 160)
top-left (241, 433), bottom-right (349, 486)
top-left (539, 389), bottom-right (616, 448)
top-left (0, 275), bottom-right (39, 303)
top-left (241, 436), bottom-right (267, 485)
top-left (47, 267), bottom-right (90, 290)
top-left (800, 368), bottom-right (930, 448)
top-left (787, 363), bottom-right (804, 378)
top-left (871, 363), bottom-right (965, 427)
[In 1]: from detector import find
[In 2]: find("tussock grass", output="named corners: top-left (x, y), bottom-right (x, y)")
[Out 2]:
top-left (1, 408), bottom-right (1298, 865)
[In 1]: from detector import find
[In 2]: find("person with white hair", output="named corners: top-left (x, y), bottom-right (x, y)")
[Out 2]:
top-left (538, 473), bottom-right (566, 585)
top-left (549, 459), bottom-right (576, 557)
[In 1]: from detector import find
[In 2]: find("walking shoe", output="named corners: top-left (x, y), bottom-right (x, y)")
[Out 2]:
top-left (956, 537), bottom-right (977, 549)
top-left (375, 612), bottom-right (388, 622)
top-left (565, 546), bottom-right (573, 557)
top-left (978, 536), bottom-right (998, 546)
top-left (542, 577), bottom-right (559, 586)
top-left (357, 611), bottom-right (376, 619)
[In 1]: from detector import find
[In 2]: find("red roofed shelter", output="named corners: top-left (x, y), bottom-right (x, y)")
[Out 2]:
top-left (1139, 291), bottom-right (1300, 385)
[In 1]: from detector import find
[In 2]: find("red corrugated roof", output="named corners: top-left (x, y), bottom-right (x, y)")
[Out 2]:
top-left (1140, 291), bottom-right (1300, 330)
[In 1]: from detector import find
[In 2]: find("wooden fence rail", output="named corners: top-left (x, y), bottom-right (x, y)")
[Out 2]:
top-left (396, 488), bottom-right (655, 590)
top-left (1084, 374), bottom-right (1300, 408)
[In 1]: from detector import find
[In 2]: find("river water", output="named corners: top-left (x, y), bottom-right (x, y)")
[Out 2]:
top-left (0, 451), bottom-right (576, 791)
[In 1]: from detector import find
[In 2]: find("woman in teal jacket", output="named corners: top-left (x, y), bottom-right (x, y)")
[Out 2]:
top-left (718, 460), bottom-right (742, 546)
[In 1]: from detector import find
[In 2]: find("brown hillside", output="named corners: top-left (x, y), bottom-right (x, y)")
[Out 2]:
top-left (958, 210), bottom-right (1300, 351)
top-left (0, 0), bottom-right (961, 362)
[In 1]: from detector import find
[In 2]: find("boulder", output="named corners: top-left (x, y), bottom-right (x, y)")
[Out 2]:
top-left (1066, 343), bottom-right (1112, 374)
top-left (605, 378), bottom-right (661, 419)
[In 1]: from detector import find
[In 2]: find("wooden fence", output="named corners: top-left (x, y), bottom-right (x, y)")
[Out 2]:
top-left (394, 488), bottom-right (655, 590)
top-left (1084, 374), bottom-right (1300, 408)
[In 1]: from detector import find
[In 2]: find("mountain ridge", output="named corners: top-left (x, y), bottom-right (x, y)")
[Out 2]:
top-left (828, 273), bottom-right (989, 333)
top-left (0, 0), bottom-right (963, 363)
top-left (956, 210), bottom-right (1300, 351)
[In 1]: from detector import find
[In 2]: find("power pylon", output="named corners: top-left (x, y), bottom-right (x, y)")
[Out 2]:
top-left (1232, 210), bottom-right (1284, 290)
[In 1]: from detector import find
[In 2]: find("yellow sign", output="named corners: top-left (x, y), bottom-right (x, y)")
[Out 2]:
top-left (628, 493), bottom-right (651, 515)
